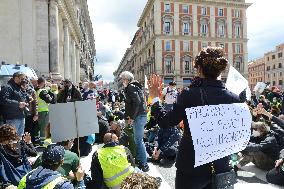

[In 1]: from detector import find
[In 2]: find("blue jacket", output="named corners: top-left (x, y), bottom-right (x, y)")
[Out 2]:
top-left (151, 78), bottom-right (240, 175)
top-left (25, 166), bottom-right (85, 189)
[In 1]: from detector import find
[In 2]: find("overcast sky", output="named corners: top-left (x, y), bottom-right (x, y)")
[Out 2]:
top-left (87, 0), bottom-right (284, 82)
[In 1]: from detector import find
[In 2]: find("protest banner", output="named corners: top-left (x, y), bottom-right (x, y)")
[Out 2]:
top-left (49, 100), bottom-right (99, 143)
top-left (226, 66), bottom-right (248, 95)
top-left (253, 82), bottom-right (267, 94)
top-left (185, 103), bottom-right (252, 167)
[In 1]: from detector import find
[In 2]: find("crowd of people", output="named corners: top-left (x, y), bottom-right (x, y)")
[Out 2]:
top-left (0, 46), bottom-right (284, 189)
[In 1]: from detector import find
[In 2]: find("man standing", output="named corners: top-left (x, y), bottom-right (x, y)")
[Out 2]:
top-left (36, 77), bottom-right (55, 143)
top-left (0, 72), bottom-right (28, 136)
top-left (120, 71), bottom-right (149, 172)
top-left (57, 79), bottom-right (82, 103)
top-left (162, 81), bottom-right (178, 111)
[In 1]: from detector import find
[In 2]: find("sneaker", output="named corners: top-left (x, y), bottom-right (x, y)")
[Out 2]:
top-left (139, 163), bottom-right (150, 172)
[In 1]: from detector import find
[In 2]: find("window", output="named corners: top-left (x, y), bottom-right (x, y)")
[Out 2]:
top-left (218, 23), bottom-right (225, 37)
top-left (182, 5), bottom-right (189, 13)
top-left (280, 72), bottom-right (282, 76)
top-left (201, 23), bottom-right (208, 35)
top-left (201, 7), bottom-right (207, 15)
top-left (274, 73), bottom-right (276, 77)
top-left (184, 56), bottom-right (193, 74)
top-left (279, 52), bottom-right (283, 58)
top-left (218, 8), bottom-right (224, 16)
top-left (267, 74), bottom-right (270, 78)
top-left (183, 22), bottom-right (189, 34)
top-left (164, 21), bottom-right (171, 34)
top-left (234, 10), bottom-right (240, 18)
top-left (235, 44), bottom-right (241, 54)
top-left (267, 66), bottom-right (270, 71)
top-left (273, 64), bottom-right (276, 69)
top-left (234, 57), bottom-right (242, 71)
top-left (165, 41), bottom-right (171, 51)
top-left (267, 57), bottom-right (270, 61)
top-left (279, 63), bottom-right (282, 68)
top-left (273, 81), bottom-right (276, 86)
top-left (165, 4), bottom-right (170, 12)
top-left (272, 55), bottom-right (276, 59)
top-left (183, 41), bottom-right (189, 52)
top-left (235, 24), bottom-right (241, 37)
top-left (279, 80), bottom-right (283, 85)
top-left (202, 42), bottom-right (208, 48)
top-left (165, 57), bottom-right (173, 74)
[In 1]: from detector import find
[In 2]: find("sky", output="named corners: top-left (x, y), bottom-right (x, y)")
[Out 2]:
top-left (87, 0), bottom-right (284, 82)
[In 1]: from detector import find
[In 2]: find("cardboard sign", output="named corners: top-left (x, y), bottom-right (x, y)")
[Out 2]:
top-left (49, 100), bottom-right (99, 143)
top-left (226, 66), bottom-right (248, 95)
top-left (185, 103), bottom-right (252, 167)
top-left (253, 82), bottom-right (266, 94)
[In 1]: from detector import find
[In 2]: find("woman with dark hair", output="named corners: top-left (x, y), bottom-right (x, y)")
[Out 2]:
top-left (0, 124), bottom-right (37, 187)
top-left (148, 47), bottom-right (241, 189)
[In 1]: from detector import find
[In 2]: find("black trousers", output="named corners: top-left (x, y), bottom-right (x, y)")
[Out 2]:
top-left (176, 169), bottom-right (212, 189)
top-left (24, 115), bottom-right (39, 143)
top-left (266, 167), bottom-right (284, 186)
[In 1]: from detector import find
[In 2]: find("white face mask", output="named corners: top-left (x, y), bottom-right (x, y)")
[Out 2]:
top-left (123, 82), bottom-right (128, 87)
top-left (252, 130), bottom-right (261, 137)
top-left (266, 126), bottom-right (270, 132)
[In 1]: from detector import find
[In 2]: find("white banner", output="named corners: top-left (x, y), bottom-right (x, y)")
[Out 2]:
top-left (49, 100), bottom-right (99, 143)
top-left (185, 103), bottom-right (252, 167)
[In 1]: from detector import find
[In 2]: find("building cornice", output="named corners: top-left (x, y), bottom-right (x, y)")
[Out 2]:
top-left (138, 0), bottom-right (251, 27)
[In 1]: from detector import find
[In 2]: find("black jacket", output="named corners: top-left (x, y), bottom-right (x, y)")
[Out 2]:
top-left (57, 85), bottom-right (82, 103)
top-left (0, 79), bottom-right (27, 120)
top-left (89, 143), bottom-right (135, 188)
top-left (246, 131), bottom-right (280, 161)
top-left (151, 78), bottom-right (240, 176)
top-left (124, 81), bottom-right (146, 119)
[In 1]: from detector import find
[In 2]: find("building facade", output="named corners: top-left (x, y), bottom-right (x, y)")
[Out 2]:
top-left (248, 58), bottom-right (265, 91)
top-left (114, 0), bottom-right (251, 88)
top-left (265, 44), bottom-right (284, 91)
top-left (0, 0), bottom-right (95, 82)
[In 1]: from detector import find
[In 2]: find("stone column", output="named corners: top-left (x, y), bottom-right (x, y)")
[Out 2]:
top-left (70, 40), bottom-right (76, 82)
top-left (49, 0), bottom-right (61, 79)
top-left (63, 20), bottom-right (70, 79)
top-left (76, 47), bottom-right (80, 83)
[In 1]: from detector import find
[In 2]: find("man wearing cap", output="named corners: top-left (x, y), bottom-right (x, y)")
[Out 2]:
top-left (18, 145), bottom-right (85, 189)
top-left (57, 79), bottom-right (82, 103)
top-left (162, 81), bottom-right (178, 112)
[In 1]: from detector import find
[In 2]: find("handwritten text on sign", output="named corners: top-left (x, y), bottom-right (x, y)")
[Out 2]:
top-left (185, 103), bottom-right (252, 167)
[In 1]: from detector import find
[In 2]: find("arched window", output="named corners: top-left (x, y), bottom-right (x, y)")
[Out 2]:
top-left (165, 56), bottom-right (173, 74)
top-left (217, 19), bottom-right (226, 37)
top-left (181, 16), bottom-right (191, 35)
top-left (234, 21), bottom-right (242, 38)
top-left (184, 56), bottom-right (193, 74)
top-left (163, 15), bottom-right (173, 35)
top-left (200, 18), bottom-right (209, 37)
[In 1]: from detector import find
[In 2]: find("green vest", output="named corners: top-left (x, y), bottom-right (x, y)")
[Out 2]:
top-left (18, 173), bottom-right (66, 189)
top-left (98, 145), bottom-right (134, 188)
top-left (36, 88), bottom-right (49, 112)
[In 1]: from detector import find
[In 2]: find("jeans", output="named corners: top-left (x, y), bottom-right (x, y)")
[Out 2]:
top-left (133, 114), bottom-right (147, 165)
top-left (6, 118), bottom-right (25, 136)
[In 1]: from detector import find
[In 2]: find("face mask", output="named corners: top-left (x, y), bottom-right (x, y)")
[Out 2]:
top-left (266, 126), bottom-right (270, 132)
top-left (123, 82), bottom-right (128, 87)
top-left (252, 130), bottom-right (261, 137)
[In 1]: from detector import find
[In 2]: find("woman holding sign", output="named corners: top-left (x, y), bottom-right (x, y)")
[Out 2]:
top-left (148, 47), bottom-right (241, 189)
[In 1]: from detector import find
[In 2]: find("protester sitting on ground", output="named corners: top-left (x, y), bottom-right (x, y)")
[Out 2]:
top-left (0, 124), bottom-right (37, 187)
top-left (57, 79), bottom-right (82, 103)
top-left (150, 126), bottom-right (181, 164)
top-left (266, 156), bottom-right (284, 186)
top-left (0, 124), bottom-right (37, 166)
top-left (120, 173), bottom-right (161, 189)
top-left (71, 135), bottom-right (94, 157)
top-left (33, 139), bottom-right (80, 180)
top-left (258, 108), bottom-right (284, 129)
top-left (113, 105), bottom-right (125, 120)
top-left (96, 111), bottom-right (109, 144)
top-left (235, 121), bottom-right (279, 171)
top-left (18, 144), bottom-right (85, 189)
top-left (90, 133), bottom-right (135, 189)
